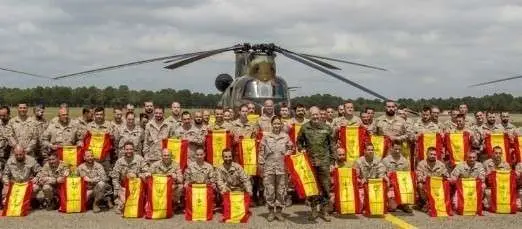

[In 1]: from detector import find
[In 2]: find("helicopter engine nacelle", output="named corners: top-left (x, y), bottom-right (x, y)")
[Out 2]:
top-left (215, 73), bottom-right (233, 92)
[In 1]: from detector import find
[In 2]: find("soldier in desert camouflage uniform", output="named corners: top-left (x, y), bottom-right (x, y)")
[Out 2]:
top-left (1, 145), bottom-right (41, 206)
top-left (165, 102), bottom-right (182, 130)
top-left (41, 108), bottom-right (84, 160)
top-left (76, 150), bottom-right (113, 213)
top-left (354, 143), bottom-right (387, 212)
top-left (35, 154), bottom-right (70, 210)
top-left (382, 141), bottom-right (412, 213)
top-left (143, 106), bottom-right (175, 164)
top-left (449, 151), bottom-right (486, 209)
top-left (30, 105), bottom-right (48, 163)
top-left (6, 103), bottom-right (38, 158)
top-left (183, 147), bottom-right (216, 188)
top-left (215, 149), bottom-right (252, 197)
top-left (172, 111), bottom-right (204, 163)
top-left (143, 149), bottom-right (183, 209)
top-left (85, 107), bottom-right (115, 172)
top-left (114, 112), bottom-right (144, 158)
top-left (415, 147), bottom-right (449, 211)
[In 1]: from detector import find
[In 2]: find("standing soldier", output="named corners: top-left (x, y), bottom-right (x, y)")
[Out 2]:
top-left (114, 112), bottom-right (144, 158)
top-left (110, 106), bottom-right (125, 131)
top-left (208, 107), bottom-right (232, 131)
top-left (297, 106), bottom-right (335, 222)
top-left (360, 112), bottom-right (375, 134)
top-left (285, 104), bottom-right (309, 133)
top-left (41, 108), bottom-right (84, 160)
top-left (324, 107), bottom-right (335, 128)
top-left (413, 106), bottom-right (441, 134)
top-left (143, 101), bottom-right (154, 120)
top-left (143, 106), bottom-right (174, 165)
top-left (336, 104), bottom-right (345, 119)
top-left (332, 101), bottom-right (362, 129)
top-left (223, 109), bottom-right (233, 124)
top-left (73, 106), bottom-right (94, 137)
top-left (193, 111), bottom-right (208, 136)
top-left (172, 111), bottom-right (204, 163)
top-left (7, 103), bottom-right (38, 158)
top-left (458, 104), bottom-right (474, 127)
top-left (86, 107), bottom-right (115, 171)
top-left (258, 99), bottom-right (276, 133)
top-left (165, 102), bottom-right (182, 130)
top-left (430, 106), bottom-right (442, 127)
top-left (500, 111), bottom-right (519, 141)
top-left (279, 104), bottom-right (292, 124)
top-left (110, 141), bottom-right (147, 213)
top-left (258, 116), bottom-right (293, 222)
top-left (415, 147), bottom-right (449, 212)
top-left (35, 154), bottom-right (70, 210)
top-left (375, 101), bottom-right (409, 143)
top-left (231, 104), bottom-right (259, 146)
top-left (49, 103), bottom-right (68, 125)
top-left (0, 106), bottom-right (10, 125)
top-left (442, 109), bottom-right (460, 132)
top-left (31, 105), bottom-right (48, 163)
top-left (76, 150), bottom-right (113, 213)
top-left (1, 145), bottom-right (41, 207)
top-left (202, 110), bottom-right (211, 127)
top-left (144, 149), bottom-right (184, 210)
top-left (382, 141), bottom-right (412, 213)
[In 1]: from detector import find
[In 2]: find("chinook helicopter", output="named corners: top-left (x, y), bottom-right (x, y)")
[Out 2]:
top-left (47, 43), bottom-right (389, 109)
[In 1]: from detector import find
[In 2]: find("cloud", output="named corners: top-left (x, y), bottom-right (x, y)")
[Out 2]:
top-left (1, 0), bottom-right (522, 101)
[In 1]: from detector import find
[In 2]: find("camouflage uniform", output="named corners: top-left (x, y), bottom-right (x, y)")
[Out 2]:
top-left (331, 115), bottom-right (362, 130)
top-left (259, 132), bottom-right (292, 208)
top-left (1, 155), bottom-right (41, 202)
top-left (164, 115), bottom-right (182, 131)
top-left (35, 161), bottom-right (70, 204)
top-left (6, 116), bottom-right (38, 157)
top-left (413, 120), bottom-right (441, 134)
top-left (0, 121), bottom-right (10, 171)
top-left (284, 118), bottom-right (309, 134)
top-left (483, 159), bottom-right (510, 175)
top-left (72, 117), bottom-right (92, 138)
top-left (515, 163), bottom-right (522, 210)
top-left (41, 120), bottom-right (84, 158)
top-left (172, 125), bottom-right (204, 163)
top-left (147, 160), bottom-right (183, 204)
top-left (257, 115), bottom-right (274, 135)
top-left (296, 121), bottom-right (335, 207)
top-left (30, 117), bottom-right (49, 162)
top-left (110, 154), bottom-right (147, 210)
top-left (354, 156), bottom-right (387, 209)
top-left (415, 159), bottom-right (449, 207)
top-left (476, 124), bottom-right (504, 161)
top-left (114, 125), bottom-right (144, 158)
top-left (375, 115), bottom-right (408, 141)
top-left (183, 161), bottom-right (216, 186)
top-left (143, 120), bottom-right (174, 164)
top-left (215, 162), bottom-right (252, 194)
top-left (450, 162), bottom-right (486, 208)
top-left (208, 121), bottom-right (233, 132)
top-left (382, 154), bottom-right (410, 173)
top-left (86, 121), bottom-right (115, 172)
top-left (109, 120), bottom-right (125, 133)
top-left (76, 161), bottom-right (111, 205)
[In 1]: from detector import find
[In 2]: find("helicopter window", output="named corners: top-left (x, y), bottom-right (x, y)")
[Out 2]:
top-left (243, 80), bottom-right (286, 99)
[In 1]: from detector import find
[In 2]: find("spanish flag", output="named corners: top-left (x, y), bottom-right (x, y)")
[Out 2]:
top-left (455, 178), bottom-right (483, 216)
top-left (284, 152), bottom-right (319, 199)
top-left (237, 137), bottom-right (258, 176)
top-left (364, 178), bottom-right (387, 216)
top-left (288, 123), bottom-right (303, 147)
top-left (425, 176), bottom-right (452, 217)
top-left (205, 130), bottom-right (232, 167)
top-left (222, 191), bottom-right (251, 223)
top-left (185, 184), bottom-right (213, 221)
top-left (445, 132), bottom-right (471, 166)
top-left (123, 177), bottom-right (145, 218)
top-left (145, 175), bottom-right (173, 219)
top-left (416, 133), bottom-right (443, 161)
top-left (332, 168), bottom-right (360, 214)
top-left (513, 136), bottom-right (522, 163)
top-left (338, 126), bottom-right (367, 165)
top-left (484, 133), bottom-right (511, 163)
top-left (402, 141), bottom-right (415, 169)
top-left (247, 114), bottom-right (260, 126)
top-left (58, 177), bottom-right (87, 213)
top-left (389, 171), bottom-right (416, 205)
top-left (2, 181), bottom-right (33, 217)
top-left (488, 170), bottom-right (517, 214)
top-left (83, 131), bottom-right (112, 161)
top-left (162, 138), bottom-right (188, 171)
top-left (370, 135), bottom-right (391, 159)
top-left (57, 145), bottom-right (83, 172)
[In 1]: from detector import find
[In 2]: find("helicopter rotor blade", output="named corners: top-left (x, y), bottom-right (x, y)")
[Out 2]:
top-left (163, 45), bottom-right (241, 70)
top-left (300, 53), bottom-right (388, 71)
top-left (468, 75), bottom-right (522, 87)
top-left (52, 52), bottom-right (206, 80)
top-left (278, 49), bottom-right (341, 70)
top-left (0, 67), bottom-right (52, 79)
top-left (275, 47), bottom-right (389, 101)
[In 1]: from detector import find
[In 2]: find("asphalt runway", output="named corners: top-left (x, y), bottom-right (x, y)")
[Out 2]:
top-left (1, 204), bottom-right (521, 229)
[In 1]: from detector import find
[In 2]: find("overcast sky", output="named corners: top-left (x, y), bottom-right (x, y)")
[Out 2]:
top-left (1, 0), bottom-right (522, 100)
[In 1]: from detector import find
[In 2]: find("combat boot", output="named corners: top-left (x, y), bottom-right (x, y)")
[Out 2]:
top-left (106, 197), bottom-right (114, 209)
top-left (308, 205), bottom-right (318, 221)
top-left (319, 204), bottom-right (331, 222)
top-left (400, 205), bottom-right (413, 214)
top-left (275, 207), bottom-right (285, 221)
top-left (93, 200), bottom-right (102, 213)
top-left (267, 207), bottom-right (275, 222)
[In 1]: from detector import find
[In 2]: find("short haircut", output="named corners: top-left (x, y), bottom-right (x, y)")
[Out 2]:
top-left (94, 107), bottom-right (104, 113)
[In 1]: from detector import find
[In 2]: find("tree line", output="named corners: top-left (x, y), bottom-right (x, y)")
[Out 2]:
top-left (0, 86), bottom-right (521, 112)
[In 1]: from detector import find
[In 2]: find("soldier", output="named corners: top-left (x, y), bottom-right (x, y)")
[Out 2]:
top-left (279, 103), bottom-right (292, 123)
top-left (319, 109), bottom-right (328, 124)
top-left (193, 111), bottom-right (208, 136)
top-left (143, 100), bottom-right (154, 120)
top-left (445, 114), bottom-right (482, 157)
top-left (139, 113), bottom-right (149, 130)
top-left (172, 111), bottom-right (204, 163)
top-left (483, 146), bottom-right (510, 175)
top-left (397, 106), bottom-right (415, 134)
top-left (124, 104), bottom-right (135, 115)
top-left (330, 148), bottom-right (352, 169)
top-left (73, 106), bottom-right (94, 137)
top-left (442, 109), bottom-right (460, 132)
top-left (86, 107), bottom-right (115, 171)
top-left (0, 106), bottom-right (10, 171)
top-left (375, 101), bottom-right (408, 142)
top-left (143, 106), bottom-right (174, 164)
top-left (296, 106), bottom-right (335, 222)
top-left (430, 106), bottom-right (442, 127)
top-left (337, 104), bottom-right (345, 118)
top-left (247, 102), bottom-right (256, 114)
top-left (458, 104), bottom-right (474, 127)
top-left (202, 110), bottom-right (211, 127)
top-left (145, 149), bottom-right (183, 209)
top-left (230, 104), bottom-right (259, 144)
top-left (500, 111), bottom-right (519, 139)
top-left (223, 109), bottom-right (233, 124)
top-left (449, 151), bottom-right (486, 209)
top-left (35, 154), bottom-right (70, 210)
top-left (215, 148), bottom-right (252, 196)
top-left (470, 111), bottom-right (486, 152)
top-left (324, 107), bottom-right (335, 127)
top-left (49, 103), bottom-right (68, 125)
top-left (515, 161), bottom-right (522, 211)
top-left (360, 111), bottom-right (375, 134)
top-left (258, 115), bottom-right (293, 222)
top-left (7, 103), bottom-right (38, 157)
top-left (110, 141), bottom-right (147, 213)
top-left (30, 105), bottom-right (48, 163)
top-left (41, 108), bottom-right (84, 161)
top-left (183, 147), bottom-right (216, 189)
top-left (354, 143), bottom-right (387, 212)
top-left (415, 147), bottom-right (449, 211)
top-left (76, 150), bottom-right (112, 213)
top-left (382, 141), bottom-right (412, 213)
top-left (110, 106), bottom-right (125, 131)
top-left (165, 101), bottom-right (182, 130)
top-left (365, 107), bottom-right (376, 124)
top-left (0, 105), bottom-right (10, 125)
top-left (258, 99), bottom-right (275, 134)
top-left (332, 101), bottom-right (362, 129)
top-left (285, 104), bottom-right (309, 133)
top-left (413, 106), bottom-right (441, 134)
top-left (208, 107), bottom-right (232, 131)
top-left (114, 112), bottom-right (144, 158)
top-left (1, 145), bottom-right (41, 206)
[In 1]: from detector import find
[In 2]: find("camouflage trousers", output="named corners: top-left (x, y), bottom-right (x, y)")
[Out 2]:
top-left (87, 181), bottom-right (112, 203)
top-left (263, 173), bottom-right (287, 208)
top-left (308, 165), bottom-right (330, 207)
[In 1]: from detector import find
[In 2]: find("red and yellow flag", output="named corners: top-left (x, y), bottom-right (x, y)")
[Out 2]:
top-left (247, 114), bottom-right (260, 126)
top-left (83, 131), bottom-right (112, 161)
top-left (57, 145), bottom-right (83, 172)
top-left (445, 132), bottom-right (471, 166)
top-left (145, 175), bottom-right (173, 219)
top-left (370, 135), bottom-right (391, 159)
top-left (284, 152), bottom-right (319, 199)
top-left (237, 137), bottom-right (258, 176)
top-left (455, 178), bottom-right (482, 216)
top-left (488, 170), bottom-right (517, 214)
top-left (389, 171), bottom-right (416, 205)
top-left (2, 181), bottom-right (33, 217)
top-left (484, 133), bottom-right (511, 163)
top-left (205, 130), bottom-right (232, 167)
top-left (338, 126), bottom-right (368, 165)
top-left (185, 184), bottom-right (213, 221)
top-left (58, 177), bottom-right (87, 213)
top-left (425, 176), bottom-right (452, 217)
top-left (416, 133), bottom-right (443, 161)
top-left (123, 177), bottom-right (145, 218)
top-left (513, 136), bottom-right (522, 163)
top-left (332, 168), bottom-right (360, 214)
top-left (222, 191), bottom-right (251, 223)
top-left (288, 123), bottom-right (303, 148)
top-left (364, 178), bottom-right (387, 216)
top-left (402, 141), bottom-right (415, 169)
top-left (162, 138), bottom-right (189, 171)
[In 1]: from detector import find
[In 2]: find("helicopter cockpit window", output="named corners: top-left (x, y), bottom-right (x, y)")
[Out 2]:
top-left (243, 80), bottom-right (286, 99)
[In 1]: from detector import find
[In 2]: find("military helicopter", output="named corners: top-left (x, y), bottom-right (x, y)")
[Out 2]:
top-left (48, 43), bottom-right (389, 109)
